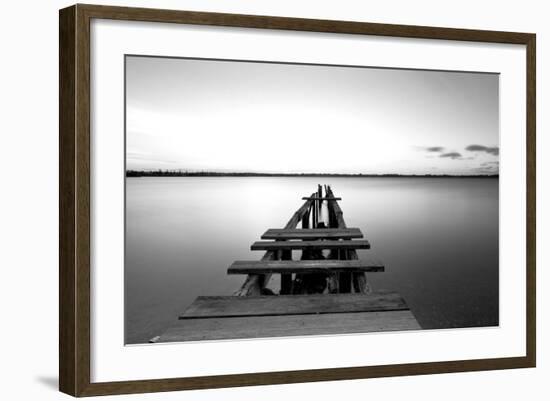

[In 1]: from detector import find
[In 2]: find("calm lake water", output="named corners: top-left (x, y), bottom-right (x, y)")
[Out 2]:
top-left (125, 177), bottom-right (498, 344)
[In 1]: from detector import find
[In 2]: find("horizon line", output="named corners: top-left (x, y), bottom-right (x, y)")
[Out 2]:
top-left (125, 170), bottom-right (499, 178)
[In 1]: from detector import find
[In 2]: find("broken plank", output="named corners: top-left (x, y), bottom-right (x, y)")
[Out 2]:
top-left (285, 192), bottom-right (316, 228)
top-left (302, 196), bottom-right (342, 201)
top-left (262, 228), bottom-right (363, 240)
top-left (179, 292), bottom-right (406, 319)
top-left (153, 310), bottom-right (421, 342)
top-left (251, 239), bottom-right (370, 251)
top-left (228, 259), bottom-right (384, 274)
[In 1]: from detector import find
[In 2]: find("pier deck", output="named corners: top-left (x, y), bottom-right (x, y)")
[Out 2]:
top-left (228, 259), bottom-right (384, 274)
top-left (251, 239), bottom-right (371, 251)
top-left (152, 311), bottom-right (419, 343)
top-left (179, 292), bottom-right (409, 319)
top-left (152, 185), bottom-right (421, 343)
top-left (262, 227), bottom-right (363, 240)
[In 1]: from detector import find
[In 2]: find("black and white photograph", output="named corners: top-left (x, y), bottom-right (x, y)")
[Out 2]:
top-left (124, 55), bottom-right (499, 345)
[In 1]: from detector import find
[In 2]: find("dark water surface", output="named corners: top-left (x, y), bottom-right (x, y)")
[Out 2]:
top-left (125, 177), bottom-right (498, 344)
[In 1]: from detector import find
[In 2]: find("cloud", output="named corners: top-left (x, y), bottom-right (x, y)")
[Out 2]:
top-left (440, 152), bottom-right (462, 160)
top-left (426, 146), bottom-right (444, 152)
top-left (465, 144), bottom-right (499, 156)
top-left (471, 160), bottom-right (499, 174)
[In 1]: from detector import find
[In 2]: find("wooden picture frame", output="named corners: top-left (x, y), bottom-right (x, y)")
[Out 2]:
top-left (59, 3), bottom-right (536, 397)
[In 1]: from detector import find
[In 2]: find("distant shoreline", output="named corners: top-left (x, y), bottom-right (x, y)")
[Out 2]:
top-left (126, 170), bottom-right (499, 178)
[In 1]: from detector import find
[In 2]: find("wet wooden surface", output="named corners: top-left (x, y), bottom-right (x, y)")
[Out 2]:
top-left (180, 292), bottom-right (407, 319)
top-left (262, 228), bottom-right (363, 240)
top-left (153, 310), bottom-right (421, 342)
top-left (228, 259), bottom-right (384, 274)
top-left (251, 239), bottom-right (371, 251)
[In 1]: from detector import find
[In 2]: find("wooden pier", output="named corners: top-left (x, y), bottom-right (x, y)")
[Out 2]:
top-left (151, 185), bottom-right (421, 343)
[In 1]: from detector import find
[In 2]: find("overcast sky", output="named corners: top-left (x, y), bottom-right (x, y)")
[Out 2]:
top-left (126, 56), bottom-right (499, 175)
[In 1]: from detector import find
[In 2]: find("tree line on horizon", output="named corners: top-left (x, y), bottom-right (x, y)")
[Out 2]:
top-left (125, 169), bottom-right (499, 178)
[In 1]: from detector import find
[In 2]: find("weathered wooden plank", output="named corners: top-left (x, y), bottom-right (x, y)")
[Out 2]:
top-left (153, 310), bottom-right (421, 342)
top-left (251, 239), bottom-right (370, 251)
top-left (286, 192), bottom-right (316, 228)
top-left (262, 228), bottom-right (363, 240)
top-left (301, 207), bottom-right (310, 229)
top-left (228, 259), bottom-right (384, 274)
top-left (326, 187), bottom-right (347, 229)
top-left (179, 292), bottom-right (407, 319)
top-left (302, 196), bottom-right (342, 201)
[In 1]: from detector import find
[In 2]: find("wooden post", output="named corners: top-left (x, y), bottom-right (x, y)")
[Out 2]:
top-left (233, 251), bottom-right (275, 296)
top-left (317, 184), bottom-right (323, 224)
top-left (279, 236), bottom-right (293, 294)
top-left (339, 275), bottom-right (352, 292)
top-left (280, 274), bottom-right (293, 294)
top-left (325, 185), bottom-right (339, 293)
top-left (280, 246), bottom-right (292, 294)
top-left (338, 246), bottom-right (352, 292)
top-left (326, 186), bottom-right (359, 294)
top-left (281, 193), bottom-right (316, 295)
top-left (327, 273), bottom-right (339, 294)
top-left (352, 272), bottom-right (372, 293)
top-left (312, 201), bottom-right (317, 228)
top-left (302, 208), bottom-right (310, 229)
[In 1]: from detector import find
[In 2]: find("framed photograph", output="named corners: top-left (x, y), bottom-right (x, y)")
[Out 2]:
top-left (59, 4), bottom-right (536, 397)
